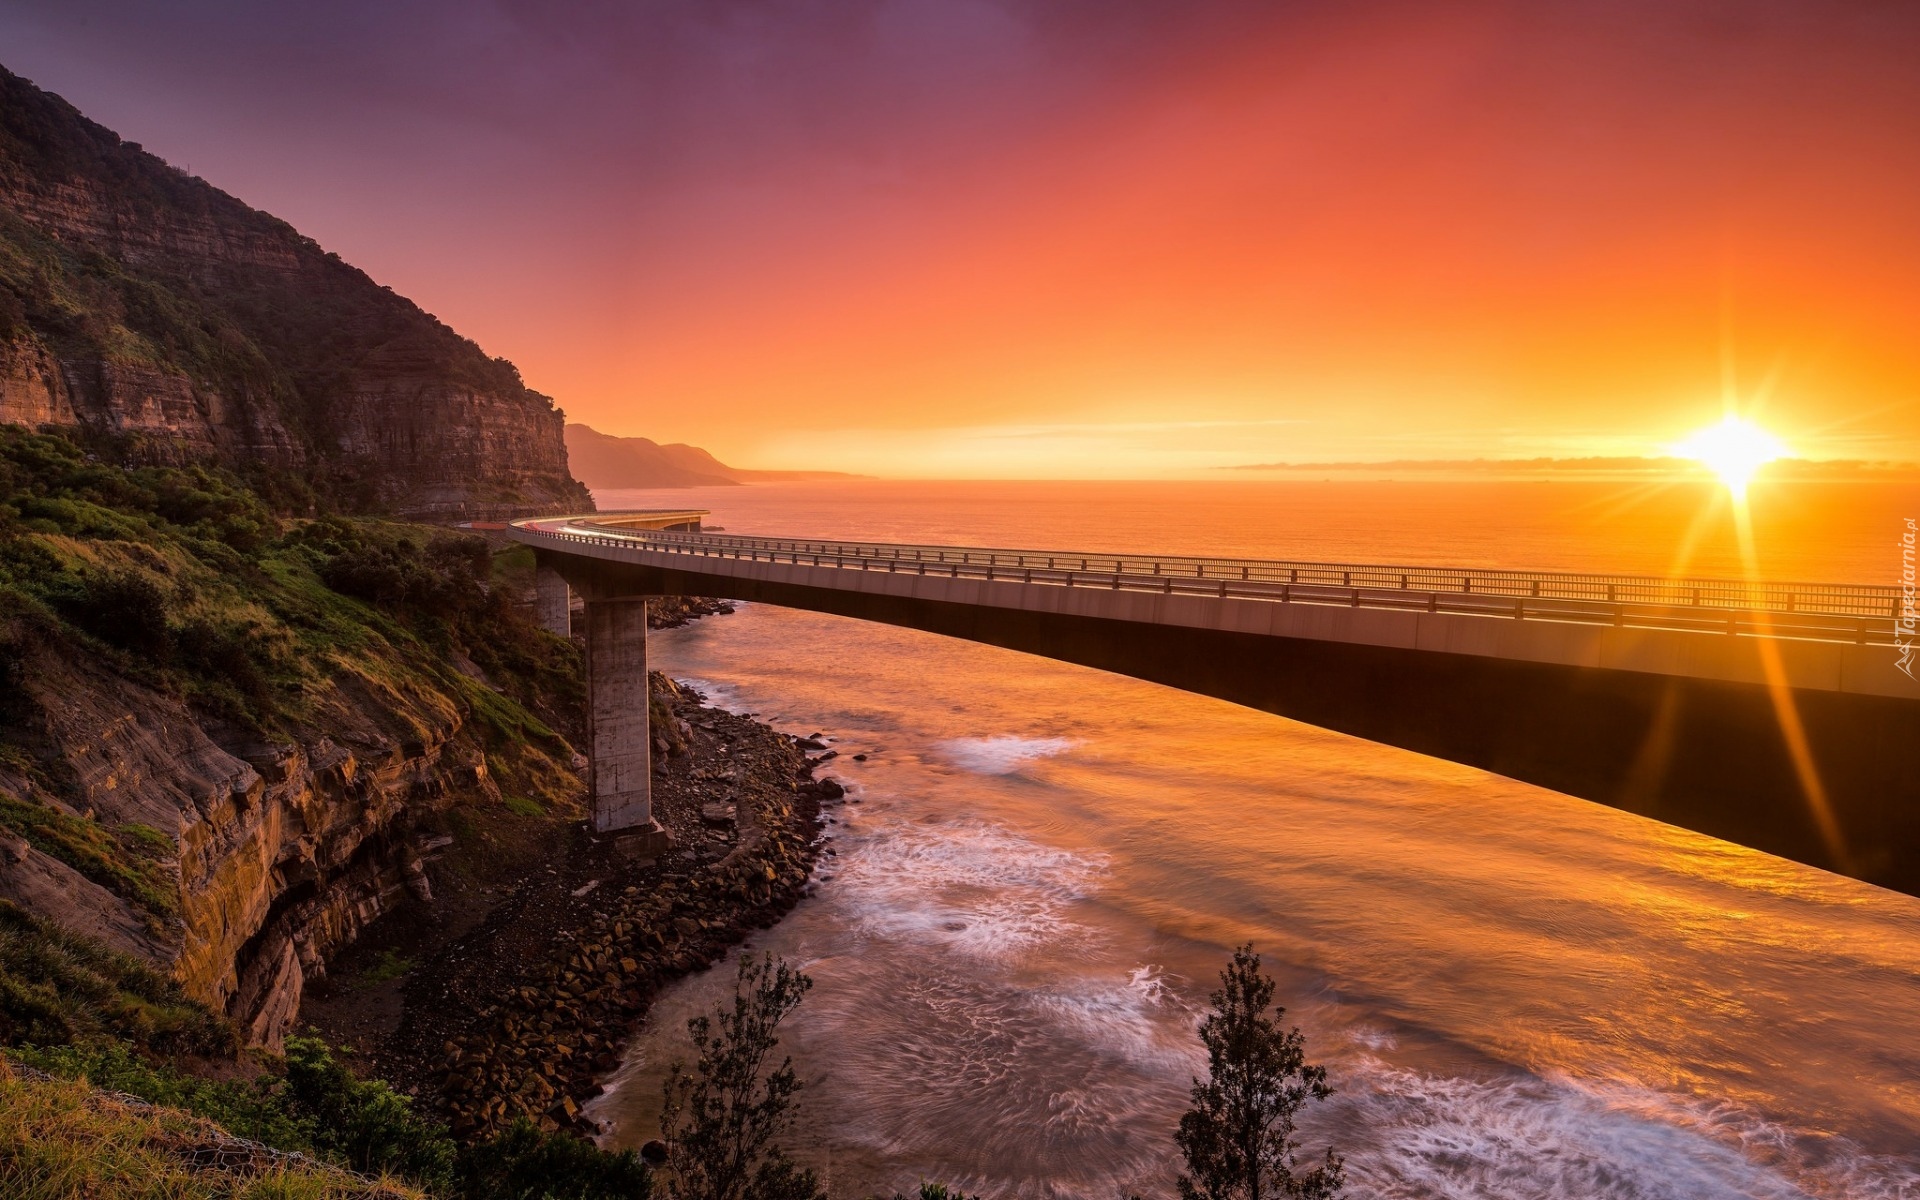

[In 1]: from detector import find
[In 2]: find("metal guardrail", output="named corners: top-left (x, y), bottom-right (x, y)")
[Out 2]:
top-left (523, 518), bottom-right (1900, 646)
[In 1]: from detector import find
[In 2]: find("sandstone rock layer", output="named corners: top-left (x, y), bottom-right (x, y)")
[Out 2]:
top-left (0, 65), bottom-right (587, 519)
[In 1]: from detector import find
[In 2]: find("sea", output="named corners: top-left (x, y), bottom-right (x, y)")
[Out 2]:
top-left (580, 478), bottom-right (1920, 1199)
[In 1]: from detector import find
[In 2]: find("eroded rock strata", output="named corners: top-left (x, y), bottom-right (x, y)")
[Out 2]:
top-left (0, 66), bottom-right (587, 518)
top-left (0, 626), bottom-right (548, 1051)
top-left (302, 679), bottom-right (829, 1139)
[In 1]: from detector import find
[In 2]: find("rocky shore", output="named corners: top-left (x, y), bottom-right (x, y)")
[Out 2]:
top-left (301, 671), bottom-right (833, 1141)
top-left (645, 595), bottom-right (736, 629)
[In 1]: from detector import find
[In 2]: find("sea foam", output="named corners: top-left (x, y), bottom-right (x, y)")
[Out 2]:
top-left (937, 735), bottom-right (1080, 775)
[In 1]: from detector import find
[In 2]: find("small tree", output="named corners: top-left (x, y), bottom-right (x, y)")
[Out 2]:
top-left (660, 953), bottom-right (822, 1200)
top-left (1176, 946), bottom-right (1344, 1200)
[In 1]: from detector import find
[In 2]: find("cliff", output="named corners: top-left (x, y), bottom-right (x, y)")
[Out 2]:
top-left (0, 66), bottom-right (588, 520)
top-left (0, 428), bottom-right (586, 1047)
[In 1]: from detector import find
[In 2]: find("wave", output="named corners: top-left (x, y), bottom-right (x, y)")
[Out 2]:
top-left (830, 817), bottom-right (1107, 962)
top-left (1335, 1059), bottom-right (1919, 1200)
top-left (936, 735), bottom-right (1080, 775)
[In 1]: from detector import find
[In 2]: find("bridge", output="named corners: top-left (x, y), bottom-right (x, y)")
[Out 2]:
top-left (511, 511), bottom-right (1920, 896)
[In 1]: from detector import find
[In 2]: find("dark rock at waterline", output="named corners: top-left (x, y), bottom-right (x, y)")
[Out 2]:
top-left (796, 736), bottom-right (828, 750)
top-left (354, 679), bottom-right (827, 1143)
top-left (818, 778), bottom-right (846, 800)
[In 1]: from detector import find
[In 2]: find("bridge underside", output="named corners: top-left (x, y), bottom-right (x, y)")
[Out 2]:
top-left (551, 553), bottom-right (1920, 898)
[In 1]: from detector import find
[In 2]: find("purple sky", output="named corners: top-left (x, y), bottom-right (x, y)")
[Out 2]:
top-left (3, 1), bottom-right (1917, 474)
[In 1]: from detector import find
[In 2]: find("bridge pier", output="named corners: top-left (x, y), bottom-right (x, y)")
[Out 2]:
top-left (535, 564), bottom-right (572, 637)
top-left (583, 597), bottom-right (670, 851)
top-left (515, 515), bottom-right (1920, 896)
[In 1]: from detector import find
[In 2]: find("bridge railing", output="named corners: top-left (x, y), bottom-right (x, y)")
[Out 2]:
top-left (535, 519), bottom-right (1900, 646)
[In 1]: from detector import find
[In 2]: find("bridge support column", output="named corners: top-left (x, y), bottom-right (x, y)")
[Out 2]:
top-left (535, 564), bottom-right (572, 637)
top-left (584, 597), bottom-right (669, 851)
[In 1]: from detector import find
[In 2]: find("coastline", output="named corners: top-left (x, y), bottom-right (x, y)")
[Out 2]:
top-left (301, 632), bottom-right (830, 1141)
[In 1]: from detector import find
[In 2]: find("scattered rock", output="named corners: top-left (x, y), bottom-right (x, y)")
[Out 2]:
top-left (334, 678), bottom-right (825, 1143)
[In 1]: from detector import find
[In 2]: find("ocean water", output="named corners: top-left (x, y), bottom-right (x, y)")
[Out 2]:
top-left (583, 479), bottom-right (1920, 1199)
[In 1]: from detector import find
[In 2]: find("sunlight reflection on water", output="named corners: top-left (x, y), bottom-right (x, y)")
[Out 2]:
top-left (584, 481), bottom-right (1920, 1199)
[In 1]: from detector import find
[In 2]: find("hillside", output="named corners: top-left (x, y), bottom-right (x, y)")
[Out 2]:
top-left (0, 66), bottom-right (588, 519)
top-left (0, 426), bottom-right (590, 1049)
top-left (564, 421), bottom-right (862, 490)
top-left (564, 423), bottom-right (740, 488)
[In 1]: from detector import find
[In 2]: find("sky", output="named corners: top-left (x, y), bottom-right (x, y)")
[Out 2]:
top-left (1, 0), bottom-right (1917, 477)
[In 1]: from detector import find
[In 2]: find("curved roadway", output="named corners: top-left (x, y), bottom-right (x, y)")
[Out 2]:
top-left (514, 512), bottom-right (1920, 895)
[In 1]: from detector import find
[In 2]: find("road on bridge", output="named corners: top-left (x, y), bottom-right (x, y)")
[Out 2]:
top-left (515, 513), bottom-right (1919, 897)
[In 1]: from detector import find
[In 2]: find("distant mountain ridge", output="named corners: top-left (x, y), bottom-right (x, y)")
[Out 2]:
top-left (1225, 456), bottom-right (1920, 479)
top-left (0, 65), bottom-right (588, 518)
top-left (564, 423), bottom-right (863, 489)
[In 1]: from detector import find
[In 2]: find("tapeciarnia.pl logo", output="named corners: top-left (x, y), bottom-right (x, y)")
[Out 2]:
top-left (1899, 517), bottom-right (1917, 679)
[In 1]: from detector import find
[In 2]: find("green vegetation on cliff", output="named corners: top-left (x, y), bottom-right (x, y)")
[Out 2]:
top-left (0, 1060), bottom-right (423, 1200)
top-left (0, 422), bottom-right (665, 1197)
top-left (0, 900), bottom-right (231, 1057)
top-left (1, 951), bottom-right (650, 1200)
top-left (0, 426), bottom-right (583, 921)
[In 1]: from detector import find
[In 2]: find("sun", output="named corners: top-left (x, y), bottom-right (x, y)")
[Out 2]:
top-left (1671, 416), bottom-right (1787, 496)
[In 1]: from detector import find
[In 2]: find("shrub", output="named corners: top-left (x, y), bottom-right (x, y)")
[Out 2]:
top-left (15, 1031), bottom-right (656, 1200)
top-left (660, 954), bottom-right (821, 1200)
top-left (1176, 945), bottom-right (1344, 1200)
top-left (277, 1037), bottom-right (656, 1200)
top-left (317, 530), bottom-right (490, 617)
top-left (0, 627), bottom-right (28, 725)
top-left (456, 1117), bottom-right (653, 1200)
top-left (58, 567), bottom-right (172, 656)
top-left (280, 1035), bottom-right (458, 1191)
top-left (174, 614), bottom-right (275, 702)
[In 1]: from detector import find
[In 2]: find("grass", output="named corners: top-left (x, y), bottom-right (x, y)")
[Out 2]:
top-left (359, 951), bottom-right (414, 986)
top-left (0, 901), bottom-right (233, 1057)
top-left (0, 427), bottom-right (586, 921)
top-left (0, 1059), bottom-right (421, 1200)
top-left (500, 796), bottom-right (544, 819)
top-left (0, 792), bottom-right (179, 918)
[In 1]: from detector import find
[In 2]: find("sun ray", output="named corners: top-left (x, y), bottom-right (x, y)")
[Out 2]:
top-left (1671, 416), bottom-right (1787, 498)
top-left (1729, 499), bottom-right (1852, 874)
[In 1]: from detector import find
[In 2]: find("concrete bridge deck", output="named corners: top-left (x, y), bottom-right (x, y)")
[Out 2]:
top-left (513, 512), bottom-right (1920, 895)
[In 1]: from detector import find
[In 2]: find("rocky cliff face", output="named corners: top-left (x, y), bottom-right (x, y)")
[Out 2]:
top-left (0, 430), bottom-right (590, 1047)
top-left (0, 66), bottom-right (588, 519)
top-left (0, 635), bottom-right (515, 1050)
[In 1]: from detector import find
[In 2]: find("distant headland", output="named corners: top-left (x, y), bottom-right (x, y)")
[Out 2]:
top-left (564, 422), bottom-right (867, 489)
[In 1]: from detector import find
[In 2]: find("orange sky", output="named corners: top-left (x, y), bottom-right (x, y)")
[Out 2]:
top-left (7, 1), bottom-right (1920, 476)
